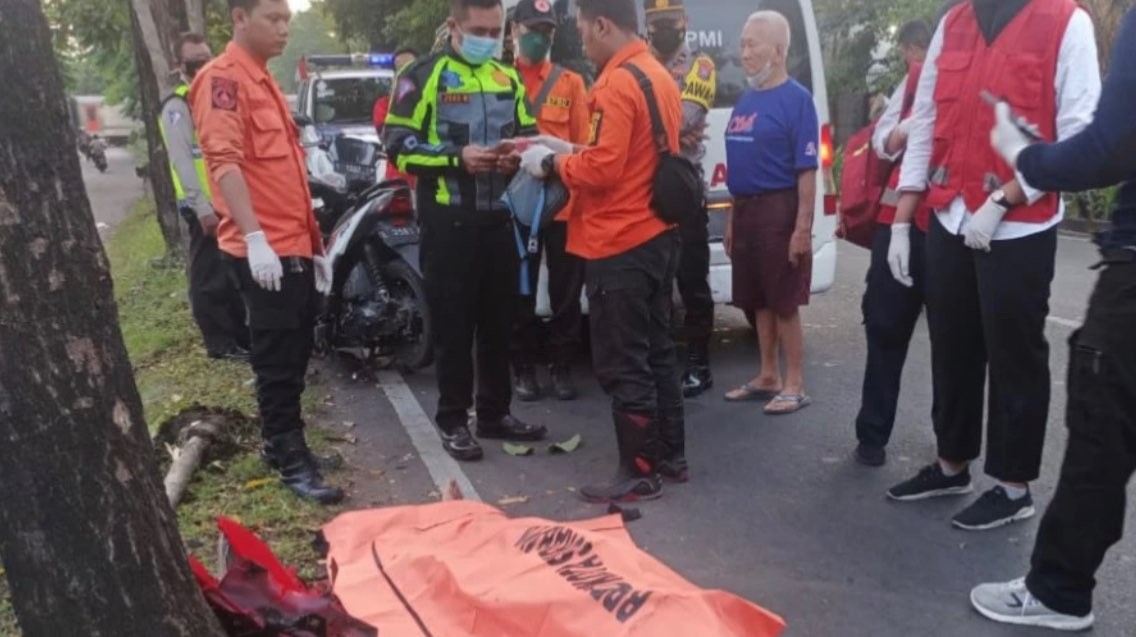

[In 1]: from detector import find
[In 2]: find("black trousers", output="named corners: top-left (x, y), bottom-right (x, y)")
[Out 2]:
top-left (1026, 254), bottom-right (1136, 617)
top-left (588, 230), bottom-right (683, 416)
top-left (512, 220), bottom-right (585, 367)
top-left (677, 206), bottom-right (714, 351)
top-left (856, 223), bottom-right (927, 449)
top-left (230, 256), bottom-right (317, 440)
top-left (184, 209), bottom-right (248, 354)
top-left (924, 214), bottom-right (1057, 482)
top-left (420, 206), bottom-right (518, 431)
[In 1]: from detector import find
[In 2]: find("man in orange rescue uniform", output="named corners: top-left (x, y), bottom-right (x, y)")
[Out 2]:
top-left (192, 0), bottom-right (343, 504)
top-left (522, 0), bottom-right (685, 502)
top-left (509, 0), bottom-right (591, 403)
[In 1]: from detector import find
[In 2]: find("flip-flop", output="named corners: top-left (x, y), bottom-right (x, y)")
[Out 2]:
top-left (764, 394), bottom-right (813, 415)
top-left (724, 383), bottom-right (782, 402)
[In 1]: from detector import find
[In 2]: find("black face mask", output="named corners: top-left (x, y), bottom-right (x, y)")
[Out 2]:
top-left (649, 25), bottom-right (685, 56)
top-left (184, 59), bottom-right (209, 81)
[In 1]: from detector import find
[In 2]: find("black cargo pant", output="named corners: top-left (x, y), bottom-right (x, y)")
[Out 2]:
top-left (677, 206), bottom-right (714, 351)
top-left (924, 214), bottom-right (1057, 482)
top-left (420, 205), bottom-right (518, 432)
top-left (1026, 253), bottom-right (1136, 618)
top-left (588, 230), bottom-right (683, 417)
top-left (512, 220), bottom-right (585, 367)
top-left (230, 256), bottom-right (317, 440)
top-left (856, 223), bottom-right (927, 449)
top-left (184, 208), bottom-right (248, 354)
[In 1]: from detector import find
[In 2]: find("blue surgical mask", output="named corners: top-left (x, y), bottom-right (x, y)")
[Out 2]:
top-left (457, 29), bottom-right (500, 66)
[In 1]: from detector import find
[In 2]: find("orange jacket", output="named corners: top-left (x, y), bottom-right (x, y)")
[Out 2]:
top-left (190, 42), bottom-right (321, 259)
top-left (557, 41), bottom-right (680, 260)
top-left (518, 59), bottom-right (590, 222)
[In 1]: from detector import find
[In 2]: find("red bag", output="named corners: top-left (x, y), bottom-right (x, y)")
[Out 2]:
top-left (838, 121), bottom-right (893, 249)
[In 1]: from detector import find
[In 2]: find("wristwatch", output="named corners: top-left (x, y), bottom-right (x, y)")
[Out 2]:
top-left (541, 153), bottom-right (557, 177)
top-left (991, 189), bottom-right (1013, 210)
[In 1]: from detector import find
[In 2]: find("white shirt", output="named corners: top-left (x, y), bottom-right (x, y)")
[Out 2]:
top-left (873, 78), bottom-right (908, 162)
top-left (898, 8), bottom-right (1101, 240)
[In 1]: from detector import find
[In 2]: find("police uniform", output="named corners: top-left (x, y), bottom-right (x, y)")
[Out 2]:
top-left (192, 42), bottom-right (341, 504)
top-left (646, 0), bottom-right (718, 397)
top-left (384, 45), bottom-right (547, 462)
top-left (159, 82), bottom-right (249, 361)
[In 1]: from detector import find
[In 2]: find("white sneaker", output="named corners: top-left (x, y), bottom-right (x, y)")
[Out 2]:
top-left (970, 577), bottom-right (1094, 631)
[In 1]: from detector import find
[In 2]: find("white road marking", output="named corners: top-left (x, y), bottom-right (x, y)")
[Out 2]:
top-left (1046, 315), bottom-right (1082, 329)
top-left (376, 370), bottom-right (482, 501)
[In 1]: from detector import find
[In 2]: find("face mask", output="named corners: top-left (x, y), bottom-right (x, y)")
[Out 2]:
top-left (519, 31), bottom-right (552, 62)
top-left (184, 59), bottom-right (209, 80)
top-left (649, 25), bottom-right (685, 56)
top-left (746, 61), bottom-right (773, 89)
top-left (457, 29), bottom-right (500, 66)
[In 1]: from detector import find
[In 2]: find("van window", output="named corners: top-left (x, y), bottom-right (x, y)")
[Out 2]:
top-left (551, 0), bottom-right (813, 106)
top-left (312, 76), bottom-right (392, 125)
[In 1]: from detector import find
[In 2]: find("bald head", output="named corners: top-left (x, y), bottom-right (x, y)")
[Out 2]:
top-left (740, 10), bottom-right (791, 88)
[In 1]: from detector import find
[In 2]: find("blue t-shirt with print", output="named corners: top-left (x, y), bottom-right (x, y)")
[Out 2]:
top-left (725, 79), bottom-right (820, 197)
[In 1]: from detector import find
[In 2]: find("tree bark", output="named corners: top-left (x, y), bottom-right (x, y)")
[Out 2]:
top-left (185, 0), bottom-right (206, 35)
top-left (0, 3), bottom-right (225, 636)
top-left (130, 0), bottom-right (189, 261)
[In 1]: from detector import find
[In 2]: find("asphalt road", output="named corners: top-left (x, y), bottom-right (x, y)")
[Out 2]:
top-left (79, 146), bottom-right (144, 237)
top-left (335, 234), bottom-right (1135, 637)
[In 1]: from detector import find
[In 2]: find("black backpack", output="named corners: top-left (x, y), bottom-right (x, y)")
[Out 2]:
top-left (621, 63), bottom-right (704, 225)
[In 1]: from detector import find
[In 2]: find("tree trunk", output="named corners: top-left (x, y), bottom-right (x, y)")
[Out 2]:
top-left (0, 3), bottom-right (226, 636)
top-left (186, 0), bottom-right (206, 35)
top-left (130, 0), bottom-right (188, 261)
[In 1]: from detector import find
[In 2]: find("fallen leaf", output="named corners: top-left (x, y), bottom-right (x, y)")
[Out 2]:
top-left (503, 442), bottom-right (534, 456)
top-left (497, 495), bottom-right (530, 506)
top-left (244, 478), bottom-right (274, 491)
top-left (548, 434), bottom-right (582, 455)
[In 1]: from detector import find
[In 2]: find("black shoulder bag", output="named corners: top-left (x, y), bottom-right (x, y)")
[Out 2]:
top-left (620, 63), bottom-right (704, 225)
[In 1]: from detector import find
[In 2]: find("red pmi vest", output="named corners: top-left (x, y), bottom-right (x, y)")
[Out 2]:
top-left (878, 62), bottom-right (932, 231)
top-left (925, 0), bottom-right (1076, 223)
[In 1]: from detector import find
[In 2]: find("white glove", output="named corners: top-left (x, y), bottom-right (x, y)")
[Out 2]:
top-left (887, 223), bottom-right (914, 288)
top-left (963, 196), bottom-right (1009, 252)
top-left (313, 254), bottom-right (333, 295)
top-left (244, 231), bottom-right (283, 292)
top-left (990, 102), bottom-right (1033, 168)
top-left (521, 145), bottom-right (555, 178)
top-left (530, 134), bottom-right (574, 154)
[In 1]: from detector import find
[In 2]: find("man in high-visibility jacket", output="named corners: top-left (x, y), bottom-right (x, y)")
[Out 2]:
top-left (508, 0), bottom-right (590, 403)
top-left (384, 0), bottom-right (547, 463)
top-left (159, 32), bottom-right (249, 362)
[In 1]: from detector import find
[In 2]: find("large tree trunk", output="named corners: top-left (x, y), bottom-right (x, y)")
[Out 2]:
top-left (0, 3), bottom-right (225, 636)
top-left (185, 0), bottom-right (206, 35)
top-left (130, 0), bottom-right (188, 261)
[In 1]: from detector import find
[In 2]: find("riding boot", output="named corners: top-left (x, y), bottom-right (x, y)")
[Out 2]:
top-left (681, 339), bottom-right (713, 398)
top-left (579, 410), bottom-right (663, 503)
top-left (549, 363), bottom-right (578, 401)
top-left (262, 431), bottom-right (345, 505)
top-left (656, 405), bottom-right (689, 483)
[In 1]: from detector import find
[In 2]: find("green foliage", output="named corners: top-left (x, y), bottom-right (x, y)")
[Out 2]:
top-left (323, 0), bottom-right (447, 55)
top-left (269, 8), bottom-right (349, 94)
top-left (383, 0), bottom-right (449, 55)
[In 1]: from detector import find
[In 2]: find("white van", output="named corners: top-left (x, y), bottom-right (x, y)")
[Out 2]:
top-left (509, 0), bottom-right (837, 313)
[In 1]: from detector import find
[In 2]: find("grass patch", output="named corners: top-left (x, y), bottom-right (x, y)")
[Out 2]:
top-left (1, 202), bottom-right (342, 634)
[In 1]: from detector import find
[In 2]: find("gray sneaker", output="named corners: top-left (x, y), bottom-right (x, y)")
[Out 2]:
top-left (970, 578), bottom-right (1094, 631)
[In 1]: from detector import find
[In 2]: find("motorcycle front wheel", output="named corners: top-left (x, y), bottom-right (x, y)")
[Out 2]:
top-left (382, 259), bottom-right (433, 371)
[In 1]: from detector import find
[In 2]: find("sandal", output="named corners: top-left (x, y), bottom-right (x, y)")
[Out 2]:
top-left (724, 383), bottom-right (782, 402)
top-left (764, 394), bottom-right (813, 415)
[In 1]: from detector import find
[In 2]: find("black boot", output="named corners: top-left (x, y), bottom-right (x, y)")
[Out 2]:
top-left (262, 432), bottom-right (345, 505)
top-left (579, 411), bottom-right (663, 503)
top-left (681, 342), bottom-right (713, 398)
top-left (656, 407), bottom-right (689, 483)
top-left (514, 365), bottom-right (542, 402)
top-left (475, 414), bottom-right (547, 441)
top-left (549, 363), bottom-right (578, 401)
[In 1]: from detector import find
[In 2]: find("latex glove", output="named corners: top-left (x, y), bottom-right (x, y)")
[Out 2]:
top-left (990, 102), bottom-right (1032, 168)
top-left (313, 254), bottom-right (333, 295)
top-left (530, 134), bottom-right (574, 154)
top-left (963, 196), bottom-right (1009, 252)
top-left (887, 223), bottom-right (914, 288)
top-left (521, 145), bottom-right (555, 178)
top-left (245, 231), bottom-right (283, 292)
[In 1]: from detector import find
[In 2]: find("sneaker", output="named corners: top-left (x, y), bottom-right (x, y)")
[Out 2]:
top-left (970, 577), bottom-right (1094, 631)
top-left (439, 426), bottom-right (484, 462)
top-left (887, 463), bottom-right (973, 501)
top-left (854, 443), bottom-right (886, 467)
top-left (952, 486), bottom-right (1035, 531)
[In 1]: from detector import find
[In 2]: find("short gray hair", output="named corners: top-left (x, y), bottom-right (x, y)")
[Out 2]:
top-left (744, 10), bottom-right (791, 52)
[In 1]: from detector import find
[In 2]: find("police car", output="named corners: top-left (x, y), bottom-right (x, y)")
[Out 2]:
top-left (508, 0), bottom-right (838, 317)
top-left (295, 53), bottom-right (397, 146)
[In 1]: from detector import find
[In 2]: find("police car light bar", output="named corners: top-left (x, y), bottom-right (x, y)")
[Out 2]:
top-left (303, 53), bottom-right (395, 70)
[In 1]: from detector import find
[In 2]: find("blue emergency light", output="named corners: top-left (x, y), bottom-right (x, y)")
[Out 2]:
top-left (368, 53), bottom-right (395, 69)
top-left (304, 53), bottom-right (395, 69)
